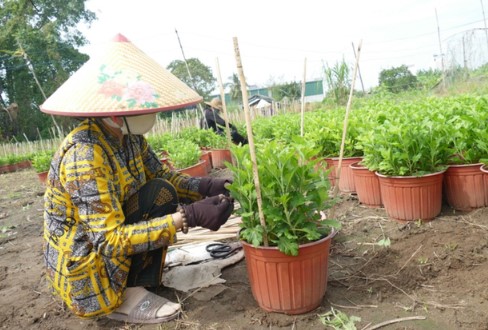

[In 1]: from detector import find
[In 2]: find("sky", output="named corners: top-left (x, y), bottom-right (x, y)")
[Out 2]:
top-left (81, 0), bottom-right (487, 92)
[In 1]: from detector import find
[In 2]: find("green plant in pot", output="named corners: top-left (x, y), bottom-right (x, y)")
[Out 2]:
top-left (360, 104), bottom-right (451, 176)
top-left (441, 96), bottom-right (488, 211)
top-left (31, 151), bottom-right (54, 184)
top-left (359, 101), bottom-right (451, 221)
top-left (164, 138), bottom-right (201, 170)
top-left (177, 127), bottom-right (227, 149)
top-left (226, 139), bottom-right (340, 314)
top-left (444, 98), bottom-right (488, 165)
top-left (304, 108), bottom-right (369, 193)
top-left (31, 151), bottom-right (54, 174)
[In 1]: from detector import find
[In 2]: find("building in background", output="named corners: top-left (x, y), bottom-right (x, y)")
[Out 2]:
top-left (215, 79), bottom-right (325, 106)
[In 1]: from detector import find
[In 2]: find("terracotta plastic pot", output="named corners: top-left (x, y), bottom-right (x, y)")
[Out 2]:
top-left (328, 157), bottom-right (363, 193)
top-left (241, 230), bottom-right (336, 315)
top-left (350, 162), bottom-right (382, 208)
top-left (210, 149), bottom-right (232, 169)
top-left (200, 150), bottom-right (213, 173)
top-left (0, 164), bottom-right (9, 174)
top-left (376, 170), bottom-right (445, 222)
top-left (178, 160), bottom-right (208, 177)
top-left (443, 163), bottom-right (485, 211)
top-left (37, 171), bottom-right (48, 185)
top-left (15, 160), bottom-right (31, 170)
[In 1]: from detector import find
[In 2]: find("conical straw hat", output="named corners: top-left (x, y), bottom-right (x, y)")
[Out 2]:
top-left (40, 34), bottom-right (202, 117)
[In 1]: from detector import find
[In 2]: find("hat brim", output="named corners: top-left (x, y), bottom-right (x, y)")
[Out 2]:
top-left (205, 101), bottom-right (222, 110)
top-left (41, 34), bottom-right (202, 117)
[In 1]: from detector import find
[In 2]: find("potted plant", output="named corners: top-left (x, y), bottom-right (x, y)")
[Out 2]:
top-left (360, 102), bottom-right (451, 222)
top-left (176, 127), bottom-right (228, 171)
top-left (305, 109), bottom-right (366, 193)
top-left (14, 154), bottom-right (32, 170)
top-left (165, 138), bottom-right (207, 176)
top-left (199, 130), bottom-right (232, 169)
top-left (226, 139), bottom-right (340, 314)
top-left (31, 151), bottom-right (54, 184)
top-left (442, 97), bottom-right (488, 211)
top-left (349, 161), bottom-right (382, 208)
top-left (146, 132), bottom-right (175, 169)
top-left (0, 156), bottom-right (9, 174)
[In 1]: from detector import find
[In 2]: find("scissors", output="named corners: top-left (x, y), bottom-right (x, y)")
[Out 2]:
top-left (206, 242), bottom-right (242, 259)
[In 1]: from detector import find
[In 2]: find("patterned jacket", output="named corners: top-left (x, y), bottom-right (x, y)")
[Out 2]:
top-left (43, 119), bottom-right (202, 317)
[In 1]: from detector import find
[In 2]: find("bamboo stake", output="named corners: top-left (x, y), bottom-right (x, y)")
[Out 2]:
top-left (215, 57), bottom-right (233, 150)
top-left (174, 29), bottom-right (206, 118)
top-left (233, 37), bottom-right (268, 246)
top-left (300, 58), bottom-right (307, 137)
top-left (330, 40), bottom-right (363, 212)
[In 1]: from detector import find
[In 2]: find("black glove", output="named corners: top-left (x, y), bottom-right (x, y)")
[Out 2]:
top-left (182, 195), bottom-right (234, 231)
top-left (198, 177), bottom-right (232, 197)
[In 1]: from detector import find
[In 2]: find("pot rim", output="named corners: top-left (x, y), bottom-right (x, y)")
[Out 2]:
top-left (239, 228), bottom-right (338, 251)
top-left (446, 162), bottom-right (483, 168)
top-left (375, 168), bottom-right (447, 179)
top-left (349, 161), bottom-right (367, 169)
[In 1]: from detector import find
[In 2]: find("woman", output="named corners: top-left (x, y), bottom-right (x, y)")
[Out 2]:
top-left (200, 98), bottom-right (248, 145)
top-left (40, 34), bottom-right (234, 324)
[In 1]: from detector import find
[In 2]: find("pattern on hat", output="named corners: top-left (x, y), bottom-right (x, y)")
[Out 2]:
top-left (41, 34), bottom-right (202, 117)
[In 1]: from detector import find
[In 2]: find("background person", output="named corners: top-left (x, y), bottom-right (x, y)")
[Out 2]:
top-left (200, 98), bottom-right (248, 145)
top-left (40, 34), bottom-right (234, 324)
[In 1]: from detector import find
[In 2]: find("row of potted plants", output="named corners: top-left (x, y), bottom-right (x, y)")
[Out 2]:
top-left (223, 94), bottom-right (488, 315)
top-left (247, 94), bottom-right (488, 215)
top-left (356, 96), bottom-right (488, 218)
top-left (0, 154), bottom-right (32, 173)
top-left (146, 127), bottom-right (233, 176)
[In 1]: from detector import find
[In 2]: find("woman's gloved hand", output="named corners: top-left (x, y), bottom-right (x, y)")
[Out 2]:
top-left (182, 195), bottom-right (234, 231)
top-left (198, 177), bottom-right (232, 197)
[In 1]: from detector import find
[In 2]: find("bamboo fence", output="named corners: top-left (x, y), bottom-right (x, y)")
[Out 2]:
top-left (0, 100), bottom-right (307, 158)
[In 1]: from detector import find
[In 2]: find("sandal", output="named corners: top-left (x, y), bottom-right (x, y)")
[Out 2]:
top-left (108, 288), bottom-right (181, 324)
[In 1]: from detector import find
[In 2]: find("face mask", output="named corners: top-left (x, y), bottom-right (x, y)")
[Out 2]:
top-left (103, 113), bottom-right (157, 135)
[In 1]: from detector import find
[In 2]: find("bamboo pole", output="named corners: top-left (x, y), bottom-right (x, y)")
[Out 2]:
top-left (174, 29), bottom-right (206, 118)
top-left (351, 42), bottom-right (365, 93)
top-left (233, 37), bottom-right (268, 246)
top-left (330, 40), bottom-right (363, 208)
top-left (215, 57), bottom-right (233, 150)
top-left (300, 58), bottom-right (307, 137)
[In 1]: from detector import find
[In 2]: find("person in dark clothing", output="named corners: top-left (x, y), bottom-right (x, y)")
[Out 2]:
top-left (200, 98), bottom-right (248, 145)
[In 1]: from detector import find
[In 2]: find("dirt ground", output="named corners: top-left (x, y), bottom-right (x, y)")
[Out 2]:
top-left (1, 168), bottom-right (488, 330)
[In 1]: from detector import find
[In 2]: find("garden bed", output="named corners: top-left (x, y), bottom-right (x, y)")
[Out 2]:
top-left (0, 169), bottom-right (487, 329)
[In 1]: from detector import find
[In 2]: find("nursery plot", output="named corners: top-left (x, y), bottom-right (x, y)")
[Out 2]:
top-left (0, 168), bottom-right (487, 329)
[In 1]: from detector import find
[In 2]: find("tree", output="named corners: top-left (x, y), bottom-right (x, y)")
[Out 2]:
top-left (225, 73), bottom-right (243, 103)
top-left (271, 81), bottom-right (301, 101)
top-left (0, 0), bottom-right (95, 141)
top-left (416, 68), bottom-right (442, 90)
top-left (379, 65), bottom-right (418, 93)
top-left (166, 58), bottom-right (216, 100)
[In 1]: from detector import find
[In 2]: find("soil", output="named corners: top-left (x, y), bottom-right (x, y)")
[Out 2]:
top-left (1, 168), bottom-right (488, 330)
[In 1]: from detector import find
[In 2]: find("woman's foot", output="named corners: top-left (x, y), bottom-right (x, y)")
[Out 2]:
top-left (107, 287), bottom-right (181, 324)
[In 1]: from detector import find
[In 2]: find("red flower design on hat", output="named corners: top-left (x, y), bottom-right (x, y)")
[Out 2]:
top-left (98, 80), bottom-right (124, 98)
top-left (97, 66), bottom-right (160, 108)
top-left (124, 81), bottom-right (156, 105)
